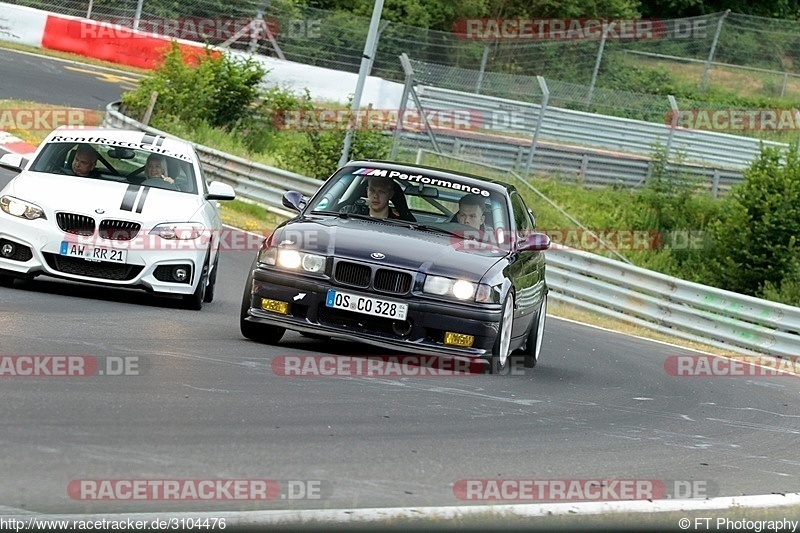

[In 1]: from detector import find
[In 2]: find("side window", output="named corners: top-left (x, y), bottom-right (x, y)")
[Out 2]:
top-left (510, 193), bottom-right (533, 239)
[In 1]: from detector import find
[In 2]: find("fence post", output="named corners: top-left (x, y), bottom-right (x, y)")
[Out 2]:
top-left (665, 95), bottom-right (679, 170)
top-left (700, 10), bottom-right (731, 93)
top-left (475, 44), bottom-right (490, 94)
top-left (141, 91), bottom-right (159, 127)
top-left (796, 111), bottom-right (800, 155)
top-left (711, 168), bottom-right (720, 198)
top-left (524, 76), bottom-right (549, 178)
top-left (390, 53), bottom-right (415, 159)
top-left (579, 154), bottom-right (588, 186)
top-left (337, 0), bottom-right (385, 167)
top-left (586, 28), bottom-right (608, 109)
top-left (133, 0), bottom-right (143, 30)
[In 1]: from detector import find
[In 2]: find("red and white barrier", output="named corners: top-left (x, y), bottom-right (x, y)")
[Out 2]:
top-left (41, 15), bottom-right (211, 69)
top-left (0, 131), bottom-right (38, 156)
top-left (0, 4), bottom-right (48, 47)
top-left (0, 2), bottom-right (208, 70)
top-left (0, 2), bottom-right (402, 108)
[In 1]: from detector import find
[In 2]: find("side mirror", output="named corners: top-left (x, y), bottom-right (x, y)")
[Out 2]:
top-left (0, 153), bottom-right (28, 172)
top-left (282, 190), bottom-right (306, 212)
top-left (206, 181), bottom-right (235, 201)
top-left (518, 232), bottom-right (550, 252)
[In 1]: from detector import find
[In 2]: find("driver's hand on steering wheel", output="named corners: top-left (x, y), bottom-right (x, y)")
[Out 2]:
top-left (159, 174), bottom-right (175, 185)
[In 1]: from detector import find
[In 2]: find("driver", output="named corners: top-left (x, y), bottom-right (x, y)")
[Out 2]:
top-left (71, 144), bottom-right (98, 177)
top-left (340, 176), bottom-right (406, 219)
top-left (145, 154), bottom-right (176, 185)
top-left (456, 193), bottom-right (486, 230)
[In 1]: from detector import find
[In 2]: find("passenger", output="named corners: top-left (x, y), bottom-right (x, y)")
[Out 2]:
top-left (145, 154), bottom-right (176, 186)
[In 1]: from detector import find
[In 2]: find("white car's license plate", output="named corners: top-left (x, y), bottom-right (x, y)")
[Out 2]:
top-left (326, 290), bottom-right (408, 320)
top-left (60, 241), bottom-right (127, 263)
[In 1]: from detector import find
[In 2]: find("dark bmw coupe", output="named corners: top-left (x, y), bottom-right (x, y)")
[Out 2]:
top-left (240, 161), bottom-right (550, 373)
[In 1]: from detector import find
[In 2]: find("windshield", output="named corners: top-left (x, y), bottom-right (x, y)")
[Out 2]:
top-left (30, 141), bottom-right (198, 194)
top-left (306, 165), bottom-right (512, 249)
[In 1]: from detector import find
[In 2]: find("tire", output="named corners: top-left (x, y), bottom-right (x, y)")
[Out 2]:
top-left (239, 260), bottom-right (285, 344)
top-left (0, 274), bottom-right (13, 288)
top-left (183, 258), bottom-right (208, 311)
top-left (521, 294), bottom-right (547, 368)
top-left (203, 249), bottom-right (219, 303)
top-left (488, 293), bottom-right (514, 375)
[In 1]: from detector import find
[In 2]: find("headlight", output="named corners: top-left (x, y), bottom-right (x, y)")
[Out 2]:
top-left (277, 249), bottom-right (302, 269)
top-left (150, 223), bottom-right (206, 240)
top-left (0, 196), bottom-right (46, 220)
top-left (452, 280), bottom-right (475, 300)
top-left (259, 245), bottom-right (326, 274)
top-left (423, 276), bottom-right (484, 301)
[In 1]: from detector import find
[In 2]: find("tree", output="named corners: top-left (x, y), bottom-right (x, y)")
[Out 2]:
top-left (304, 0), bottom-right (641, 31)
top-left (707, 146), bottom-right (800, 298)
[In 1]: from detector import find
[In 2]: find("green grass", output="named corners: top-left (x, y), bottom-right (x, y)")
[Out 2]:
top-left (151, 117), bottom-right (286, 168)
top-left (0, 99), bottom-right (104, 144)
top-left (220, 199), bottom-right (287, 233)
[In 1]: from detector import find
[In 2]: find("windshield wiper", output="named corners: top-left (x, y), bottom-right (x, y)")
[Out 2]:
top-left (335, 212), bottom-right (415, 227)
top-left (412, 224), bottom-right (462, 237)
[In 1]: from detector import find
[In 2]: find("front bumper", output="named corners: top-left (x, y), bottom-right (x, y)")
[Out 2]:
top-left (0, 216), bottom-right (207, 295)
top-left (243, 266), bottom-right (502, 359)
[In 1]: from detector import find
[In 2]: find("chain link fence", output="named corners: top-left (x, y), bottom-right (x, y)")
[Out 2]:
top-left (7, 0), bottom-right (800, 144)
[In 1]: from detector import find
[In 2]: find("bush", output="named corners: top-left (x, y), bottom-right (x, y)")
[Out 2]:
top-left (705, 145), bottom-right (800, 297)
top-left (121, 42), bottom-right (265, 130)
top-left (281, 100), bottom-right (392, 179)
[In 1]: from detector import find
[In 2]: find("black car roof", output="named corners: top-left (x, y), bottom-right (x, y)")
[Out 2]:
top-left (345, 160), bottom-right (517, 197)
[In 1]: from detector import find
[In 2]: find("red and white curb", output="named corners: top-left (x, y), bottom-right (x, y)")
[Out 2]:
top-left (0, 131), bottom-right (38, 156)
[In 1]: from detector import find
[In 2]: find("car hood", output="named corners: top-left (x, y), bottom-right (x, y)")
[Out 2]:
top-left (4, 172), bottom-right (204, 222)
top-left (277, 217), bottom-right (507, 280)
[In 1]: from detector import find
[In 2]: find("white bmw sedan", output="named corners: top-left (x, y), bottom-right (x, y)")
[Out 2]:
top-left (0, 128), bottom-right (235, 310)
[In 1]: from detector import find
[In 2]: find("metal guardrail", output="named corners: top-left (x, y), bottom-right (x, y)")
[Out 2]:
top-left (547, 247), bottom-right (800, 357)
top-left (396, 131), bottom-right (743, 196)
top-left (103, 102), bottom-right (800, 357)
top-left (416, 86), bottom-right (789, 171)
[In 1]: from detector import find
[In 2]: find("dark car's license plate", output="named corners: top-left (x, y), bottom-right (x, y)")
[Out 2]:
top-left (326, 290), bottom-right (408, 320)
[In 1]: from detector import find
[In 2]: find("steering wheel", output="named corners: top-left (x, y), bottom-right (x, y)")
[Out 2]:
top-left (141, 177), bottom-right (180, 191)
